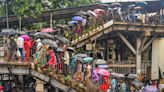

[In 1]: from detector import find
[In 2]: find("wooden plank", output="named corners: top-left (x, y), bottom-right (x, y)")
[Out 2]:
top-left (141, 34), bottom-right (158, 53)
top-left (117, 32), bottom-right (136, 54)
top-left (108, 64), bottom-right (136, 67)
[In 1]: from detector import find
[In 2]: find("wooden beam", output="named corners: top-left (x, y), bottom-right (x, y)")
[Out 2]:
top-left (117, 32), bottom-right (136, 54)
top-left (139, 37), bottom-right (147, 54)
top-left (141, 34), bottom-right (158, 53)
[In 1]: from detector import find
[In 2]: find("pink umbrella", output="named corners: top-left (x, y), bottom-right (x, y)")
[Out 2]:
top-left (96, 68), bottom-right (110, 77)
top-left (41, 28), bottom-right (55, 33)
top-left (21, 35), bottom-right (30, 41)
top-left (94, 9), bottom-right (106, 14)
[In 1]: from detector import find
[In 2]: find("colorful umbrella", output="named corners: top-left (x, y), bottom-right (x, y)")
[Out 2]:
top-left (41, 28), bottom-right (55, 33)
top-left (94, 9), bottom-right (106, 14)
top-left (144, 85), bottom-right (159, 92)
top-left (21, 35), bottom-right (30, 41)
top-left (83, 57), bottom-right (93, 63)
top-left (0, 81), bottom-right (4, 91)
top-left (136, 1), bottom-right (148, 7)
top-left (98, 64), bottom-right (108, 69)
top-left (68, 21), bottom-right (78, 25)
top-left (72, 16), bottom-right (84, 21)
top-left (96, 69), bottom-right (110, 76)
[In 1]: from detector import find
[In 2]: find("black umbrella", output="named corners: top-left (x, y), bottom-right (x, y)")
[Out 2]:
top-left (66, 47), bottom-right (75, 52)
top-left (34, 32), bottom-right (54, 40)
top-left (54, 24), bottom-right (69, 30)
top-left (41, 39), bottom-right (58, 48)
top-left (110, 3), bottom-right (122, 8)
top-left (0, 29), bottom-right (17, 36)
top-left (54, 35), bottom-right (69, 45)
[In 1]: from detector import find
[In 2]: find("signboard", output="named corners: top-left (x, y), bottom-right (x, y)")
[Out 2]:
top-left (86, 44), bottom-right (92, 50)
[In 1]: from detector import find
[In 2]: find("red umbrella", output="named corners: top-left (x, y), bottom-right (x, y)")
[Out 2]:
top-left (94, 9), bottom-right (106, 14)
top-left (96, 69), bottom-right (110, 77)
top-left (41, 28), bottom-right (55, 33)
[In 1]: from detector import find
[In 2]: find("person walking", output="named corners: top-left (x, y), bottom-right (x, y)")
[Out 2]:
top-left (73, 60), bottom-right (83, 81)
top-left (47, 47), bottom-right (57, 68)
top-left (17, 35), bottom-right (25, 61)
top-left (63, 45), bottom-right (70, 74)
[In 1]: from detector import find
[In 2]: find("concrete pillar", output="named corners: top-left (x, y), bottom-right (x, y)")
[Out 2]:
top-left (136, 38), bottom-right (142, 75)
top-left (36, 79), bottom-right (44, 92)
top-left (151, 39), bottom-right (159, 80)
top-left (55, 87), bottom-right (59, 92)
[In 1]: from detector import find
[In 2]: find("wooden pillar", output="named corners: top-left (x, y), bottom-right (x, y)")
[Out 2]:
top-left (50, 13), bottom-right (53, 28)
top-left (136, 37), bottom-right (142, 75)
top-left (36, 79), bottom-right (44, 92)
top-left (151, 39), bottom-right (159, 80)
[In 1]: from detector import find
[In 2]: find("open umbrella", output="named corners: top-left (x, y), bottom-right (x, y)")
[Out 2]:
top-left (41, 39), bottom-right (58, 48)
top-left (87, 10), bottom-right (97, 18)
top-left (21, 35), bottom-right (30, 41)
top-left (94, 59), bottom-right (107, 65)
top-left (110, 3), bottom-right (122, 8)
top-left (55, 24), bottom-right (69, 30)
top-left (134, 6), bottom-right (144, 10)
top-left (34, 32), bottom-right (54, 40)
top-left (98, 64), bottom-right (108, 69)
top-left (0, 29), bottom-right (17, 36)
top-left (96, 68), bottom-right (110, 77)
top-left (94, 9), bottom-right (106, 14)
top-left (72, 16), bottom-right (84, 21)
top-left (73, 54), bottom-right (88, 58)
top-left (136, 1), bottom-right (148, 7)
top-left (83, 57), bottom-right (93, 63)
top-left (66, 47), bottom-right (75, 52)
top-left (56, 48), bottom-right (64, 52)
top-left (144, 85), bottom-right (159, 92)
top-left (41, 28), bottom-right (55, 33)
top-left (68, 21), bottom-right (78, 25)
top-left (111, 72), bottom-right (124, 77)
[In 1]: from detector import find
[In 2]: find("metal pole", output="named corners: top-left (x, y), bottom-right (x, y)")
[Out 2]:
top-left (50, 13), bottom-right (52, 28)
top-left (6, 0), bottom-right (9, 29)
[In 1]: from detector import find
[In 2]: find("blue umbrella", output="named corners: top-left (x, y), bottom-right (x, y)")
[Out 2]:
top-left (67, 21), bottom-right (78, 25)
top-left (72, 16), bottom-right (84, 21)
top-left (136, 1), bottom-right (148, 7)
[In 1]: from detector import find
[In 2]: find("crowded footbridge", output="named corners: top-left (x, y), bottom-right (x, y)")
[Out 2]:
top-left (0, 1), bottom-right (164, 92)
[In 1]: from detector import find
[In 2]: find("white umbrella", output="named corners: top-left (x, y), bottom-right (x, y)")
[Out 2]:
top-left (94, 59), bottom-right (107, 65)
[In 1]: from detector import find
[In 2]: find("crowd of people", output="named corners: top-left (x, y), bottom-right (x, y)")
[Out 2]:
top-left (2, 1), bottom-right (163, 92)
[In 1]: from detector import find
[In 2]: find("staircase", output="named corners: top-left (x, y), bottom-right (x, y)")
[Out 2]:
top-left (71, 20), bottom-right (114, 48)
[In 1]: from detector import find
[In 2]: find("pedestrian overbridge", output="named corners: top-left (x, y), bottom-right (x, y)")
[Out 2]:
top-left (0, 62), bottom-right (77, 92)
top-left (71, 20), bottom-right (164, 48)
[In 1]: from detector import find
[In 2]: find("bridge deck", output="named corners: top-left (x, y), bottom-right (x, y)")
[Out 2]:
top-left (71, 20), bottom-right (164, 47)
top-left (0, 62), bottom-right (77, 92)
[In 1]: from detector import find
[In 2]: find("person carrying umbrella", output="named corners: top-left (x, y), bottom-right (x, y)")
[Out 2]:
top-left (63, 45), bottom-right (70, 75)
top-left (16, 34), bottom-right (25, 62)
top-left (73, 59), bottom-right (83, 81)
top-left (47, 47), bottom-right (57, 68)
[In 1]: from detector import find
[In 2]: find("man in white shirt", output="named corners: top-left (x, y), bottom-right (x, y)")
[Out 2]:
top-left (17, 35), bottom-right (25, 61)
top-left (63, 45), bottom-right (70, 74)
